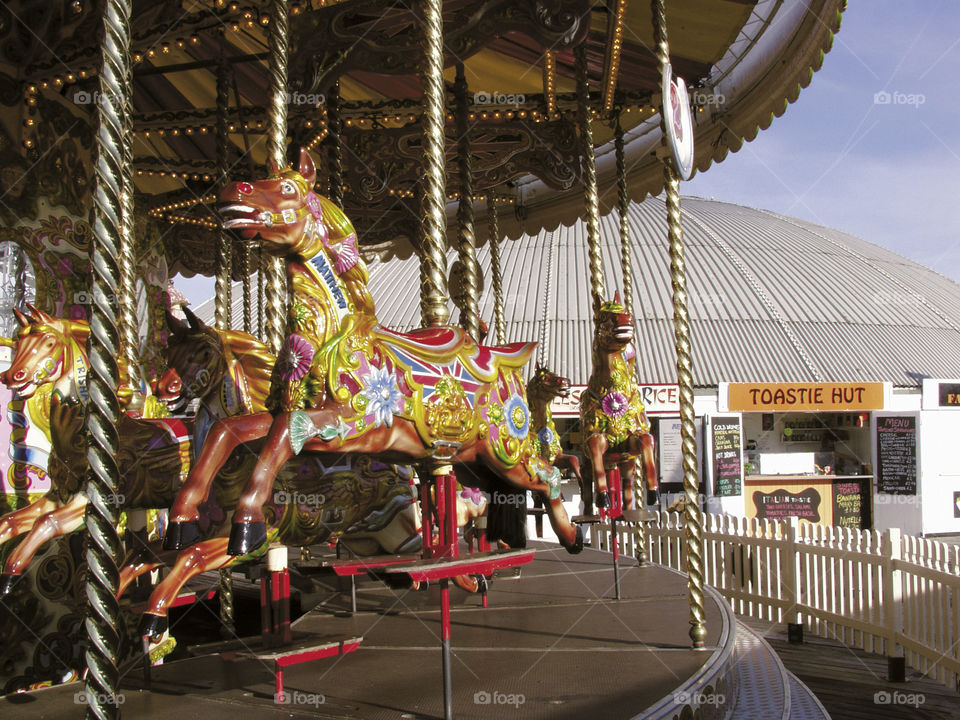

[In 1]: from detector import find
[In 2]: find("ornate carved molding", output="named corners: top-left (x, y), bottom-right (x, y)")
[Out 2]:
top-left (289, 0), bottom-right (590, 92)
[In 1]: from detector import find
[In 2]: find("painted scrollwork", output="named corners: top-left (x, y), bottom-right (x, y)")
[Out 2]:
top-left (289, 0), bottom-right (590, 92)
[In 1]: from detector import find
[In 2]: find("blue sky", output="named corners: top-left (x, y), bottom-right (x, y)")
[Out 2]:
top-left (176, 2), bottom-right (960, 304)
top-left (685, 1), bottom-right (960, 283)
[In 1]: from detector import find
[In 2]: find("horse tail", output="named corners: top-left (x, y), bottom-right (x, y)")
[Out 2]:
top-left (480, 470), bottom-right (527, 550)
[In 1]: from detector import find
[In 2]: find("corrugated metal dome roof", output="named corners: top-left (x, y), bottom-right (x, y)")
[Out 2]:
top-left (364, 196), bottom-right (960, 388)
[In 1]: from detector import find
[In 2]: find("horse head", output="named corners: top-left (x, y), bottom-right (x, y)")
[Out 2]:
top-left (593, 293), bottom-right (634, 354)
top-left (528, 364), bottom-right (571, 405)
top-left (0, 304), bottom-right (87, 399)
top-left (163, 307), bottom-right (225, 412)
top-left (220, 147), bottom-right (318, 254)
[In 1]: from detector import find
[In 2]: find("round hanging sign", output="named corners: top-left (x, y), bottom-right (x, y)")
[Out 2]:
top-left (661, 63), bottom-right (694, 180)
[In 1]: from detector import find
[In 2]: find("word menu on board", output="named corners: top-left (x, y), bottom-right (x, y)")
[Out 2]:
top-left (876, 415), bottom-right (917, 495)
top-left (711, 415), bottom-right (742, 497)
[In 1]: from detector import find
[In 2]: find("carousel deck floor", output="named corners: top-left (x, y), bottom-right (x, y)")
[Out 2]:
top-left (1, 542), bottom-right (726, 719)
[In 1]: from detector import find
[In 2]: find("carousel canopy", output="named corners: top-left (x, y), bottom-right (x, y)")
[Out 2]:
top-left (0, 0), bottom-right (843, 272)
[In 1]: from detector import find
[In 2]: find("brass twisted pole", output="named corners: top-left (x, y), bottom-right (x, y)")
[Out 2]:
top-left (616, 112), bottom-right (649, 564)
top-left (417, 0), bottom-right (450, 328)
top-left (213, 56), bottom-right (236, 636)
top-left (454, 64), bottom-right (480, 341)
top-left (241, 243), bottom-right (252, 334)
top-left (615, 114), bottom-right (633, 317)
top-left (575, 42), bottom-right (605, 307)
top-left (652, 0), bottom-right (706, 648)
top-left (214, 56), bottom-right (233, 333)
top-left (326, 81), bottom-right (344, 208)
top-left (257, 242), bottom-right (265, 340)
top-left (118, 91), bottom-right (141, 401)
top-left (265, 0), bottom-right (289, 355)
top-left (486, 195), bottom-right (506, 344)
top-left (84, 0), bottom-right (131, 716)
top-left (537, 232), bottom-right (555, 367)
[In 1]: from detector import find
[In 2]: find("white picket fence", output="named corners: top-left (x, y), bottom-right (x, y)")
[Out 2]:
top-left (596, 512), bottom-right (960, 690)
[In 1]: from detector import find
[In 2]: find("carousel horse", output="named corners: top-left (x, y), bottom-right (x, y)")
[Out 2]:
top-left (579, 296), bottom-right (658, 513)
top-left (527, 364), bottom-right (590, 511)
top-left (119, 309), bottom-right (422, 597)
top-left (0, 306), bottom-right (172, 557)
top-left (161, 148), bottom-right (580, 577)
top-left (0, 307), bottom-right (195, 593)
top-left (0, 308), bottom-right (420, 596)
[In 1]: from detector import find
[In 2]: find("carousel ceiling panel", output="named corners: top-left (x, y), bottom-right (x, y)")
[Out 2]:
top-left (2, 0), bottom-right (842, 275)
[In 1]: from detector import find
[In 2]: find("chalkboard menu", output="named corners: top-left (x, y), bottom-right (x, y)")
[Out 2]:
top-left (658, 418), bottom-right (684, 492)
top-left (876, 415), bottom-right (917, 495)
top-left (753, 488), bottom-right (822, 522)
top-left (711, 416), bottom-right (742, 497)
top-left (832, 481), bottom-right (865, 529)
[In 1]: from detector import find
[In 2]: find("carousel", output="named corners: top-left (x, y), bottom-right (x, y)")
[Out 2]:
top-left (0, 1), bottom-right (843, 718)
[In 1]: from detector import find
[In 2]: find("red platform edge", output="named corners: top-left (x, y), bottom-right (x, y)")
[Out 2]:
top-left (384, 549), bottom-right (535, 582)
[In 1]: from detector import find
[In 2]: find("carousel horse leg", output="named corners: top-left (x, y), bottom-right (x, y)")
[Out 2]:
top-left (639, 433), bottom-right (658, 505)
top-left (139, 537), bottom-right (233, 639)
top-left (585, 433), bottom-right (611, 510)
top-left (556, 454), bottom-right (590, 515)
top-left (117, 560), bottom-right (164, 599)
top-left (494, 460), bottom-right (582, 553)
top-left (228, 414), bottom-right (297, 555)
top-left (0, 494), bottom-right (61, 546)
top-left (0, 494), bottom-right (87, 594)
top-left (166, 412), bottom-right (273, 550)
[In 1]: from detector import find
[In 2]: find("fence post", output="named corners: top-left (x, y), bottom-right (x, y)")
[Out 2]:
top-left (782, 517), bottom-right (804, 643)
top-left (883, 527), bottom-right (906, 681)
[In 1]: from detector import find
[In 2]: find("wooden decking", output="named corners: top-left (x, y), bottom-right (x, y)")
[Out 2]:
top-left (741, 619), bottom-right (960, 720)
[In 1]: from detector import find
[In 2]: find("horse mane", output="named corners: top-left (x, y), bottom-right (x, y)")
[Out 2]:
top-left (219, 329), bottom-right (274, 413)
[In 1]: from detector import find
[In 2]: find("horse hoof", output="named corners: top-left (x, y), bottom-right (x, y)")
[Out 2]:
top-left (566, 525), bottom-right (584, 555)
top-left (0, 573), bottom-right (20, 595)
top-left (163, 521), bottom-right (200, 551)
top-left (476, 574), bottom-right (490, 593)
top-left (596, 492), bottom-right (611, 509)
top-left (228, 521), bottom-right (266, 556)
top-left (139, 613), bottom-right (168, 641)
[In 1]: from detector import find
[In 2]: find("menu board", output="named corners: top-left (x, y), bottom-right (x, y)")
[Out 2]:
top-left (658, 418), bottom-right (684, 492)
top-left (753, 488), bottom-right (822, 522)
top-left (711, 416), bottom-right (742, 497)
top-left (832, 481), bottom-right (864, 529)
top-left (876, 415), bottom-right (917, 495)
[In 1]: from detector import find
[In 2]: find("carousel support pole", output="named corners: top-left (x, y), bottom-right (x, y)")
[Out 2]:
top-left (441, 574), bottom-right (453, 720)
top-left (486, 196), bottom-right (506, 344)
top-left (214, 57), bottom-right (234, 332)
top-left (241, 241), bottom-right (252, 334)
top-left (11, 244), bottom-right (25, 312)
top-left (214, 57), bottom-right (237, 638)
top-left (615, 113), bottom-right (649, 566)
top-left (575, 42), bottom-right (606, 306)
top-left (118, 72), bottom-right (140, 404)
top-left (84, 0), bottom-right (131, 717)
top-left (454, 63), bottom-right (481, 340)
top-left (417, 0), bottom-right (450, 328)
top-left (326, 81), bottom-right (344, 208)
top-left (264, 0), bottom-right (290, 355)
top-left (258, 242), bottom-right (265, 340)
top-left (652, 0), bottom-right (706, 649)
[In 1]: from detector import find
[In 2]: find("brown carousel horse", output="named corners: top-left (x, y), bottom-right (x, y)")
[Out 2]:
top-left (159, 149), bottom-right (580, 599)
top-left (0, 307), bottom-right (189, 594)
top-left (527, 364), bottom-right (591, 512)
top-left (119, 309), bottom-right (422, 601)
top-left (0, 307), bottom-right (419, 597)
top-left (579, 297), bottom-right (658, 513)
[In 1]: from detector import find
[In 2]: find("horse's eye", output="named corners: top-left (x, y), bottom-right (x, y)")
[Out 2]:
top-left (281, 180), bottom-right (296, 196)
